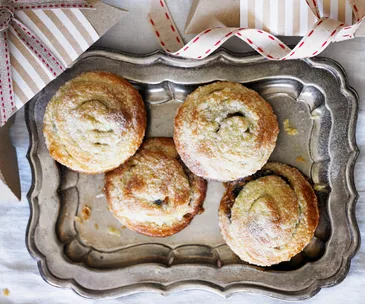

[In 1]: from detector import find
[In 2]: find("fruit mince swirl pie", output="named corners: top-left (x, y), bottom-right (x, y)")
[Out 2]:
top-left (104, 138), bottom-right (207, 237)
top-left (43, 71), bottom-right (146, 174)
top-left (219, 162), bottom-right (319, 266)
top-left (174, 81), bottom-right (279, 182)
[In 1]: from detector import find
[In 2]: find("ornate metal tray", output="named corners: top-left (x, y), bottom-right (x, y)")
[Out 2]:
top-left (26, 50), bottom-right (360, 300)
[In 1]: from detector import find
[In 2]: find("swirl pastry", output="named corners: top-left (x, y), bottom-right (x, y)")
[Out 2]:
top-left (105, 138), bottom-right (207, 237)
top-left (43, 71), bottom-right (146, 174)
top-left (219, 162), bottom-right (319, 266)
top-left (174, 82), bottom-right (279, 181)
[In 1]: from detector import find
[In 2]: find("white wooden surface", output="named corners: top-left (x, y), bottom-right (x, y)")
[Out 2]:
top-left (1, 1), bottom-right (365, 303)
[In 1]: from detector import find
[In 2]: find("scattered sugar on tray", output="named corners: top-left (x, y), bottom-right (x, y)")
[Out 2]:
top-left (96, 193), bottom-right (104, 198)
top-left (283, 119), bottom-right (298, 136)
top-left (74, 216), bottom-right (83, 224)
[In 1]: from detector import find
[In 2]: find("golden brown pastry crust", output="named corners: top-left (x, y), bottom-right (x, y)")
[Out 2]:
top-left (43, 71), bottom-right (146, 174)
top-left (105, 138), bottom-right (207, 237)
top-left (174, 82), bottom-right (279, 181)
top-left (219, 162), bottom-right (319, 266)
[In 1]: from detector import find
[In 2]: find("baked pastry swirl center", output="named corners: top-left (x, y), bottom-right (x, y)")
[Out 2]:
top-left (119, 151), bottom-right (192, 224)
top-left (43, 71), bottom-right (146, 173)
top-left (198, 96), bottom-right (257, 150)
top-left (105, 138), bottom-right (207, 237)
top-left (69, 99), bottom-right (126, 153)
top-left (174, 82), bottom-right (279, 181)
top-left (216, 114), bottom-right (251, 139)
top-left (233, 176), bottom-right (299, 249)
top-left (219, 162), bottom-right (319, 266)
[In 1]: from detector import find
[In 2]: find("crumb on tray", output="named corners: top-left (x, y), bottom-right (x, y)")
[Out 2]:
top-left (314, 184), bottom-right (328, 192)
top-left (2, 288), bottom-right (9, 296)
top-left (94, 223), bottom-right (99, 230)
top-left (108, 226), bottom-right (121, 237)
top-left (283, 119), bottom-right (299, 135)
top-left (74, 216), bottom-right (83, 224)
top-left (81, 205), bottom-right (92, 221)
top-left (310, 111), bottom-right (320, 119)
top-left (296, 156), bottom-right (305, 163)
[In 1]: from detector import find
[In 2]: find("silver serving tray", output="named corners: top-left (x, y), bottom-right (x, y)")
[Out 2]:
top-left (26, 50), bottom-right (360, 300)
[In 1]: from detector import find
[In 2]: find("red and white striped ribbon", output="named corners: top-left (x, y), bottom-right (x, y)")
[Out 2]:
top-left (149, 0), bottom-right (365, 60)
top-left (0, 0), bottom-right (92, 126)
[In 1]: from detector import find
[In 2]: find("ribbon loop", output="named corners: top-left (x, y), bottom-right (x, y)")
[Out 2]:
top-left (150, 0), bottom-right (365, 61)
top-left (0, 8), bottom-right (13, 32)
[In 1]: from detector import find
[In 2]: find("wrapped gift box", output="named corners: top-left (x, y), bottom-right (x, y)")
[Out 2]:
top-left (185, 0), bottom-right (365, 36)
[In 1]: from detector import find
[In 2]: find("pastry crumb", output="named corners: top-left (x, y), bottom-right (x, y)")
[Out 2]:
top-left (108, 226), bottom-right (121, 237)
top-left (74, 216), bottom-right (83, 224)
top-left (296, 156), bottom-right (305, 163)
top-left (283, 119), bottom-right (298, 135)
top-left (81, 205), bottom-right (92, 221)
top-left (94, 223), bottom-right (99, 230)
top-left (121, 225), bottom-right (126, 230)
top-left (2, 288), bottom-right (9, 296)
top-left (314, 184), bottom-right (328, 192)
top-left (310, 112), bottom-right (320, 119)
top-left (96, 193), bottom-right (104, 198)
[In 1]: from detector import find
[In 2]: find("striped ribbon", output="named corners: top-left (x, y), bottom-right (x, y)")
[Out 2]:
top-left (149, 0), bottom-right (365, 60)
top-left (0, 0), bottom-right (93, 126)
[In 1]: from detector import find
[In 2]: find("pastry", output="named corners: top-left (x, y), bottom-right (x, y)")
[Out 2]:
top-left (219, 162), bottom-right (319, 266)
top-left (43, 71), bottom-right (146, 174)
top-left (174, 82), bottom-right (279, 181)
top-left (104, 138), bottom-right (207, 237)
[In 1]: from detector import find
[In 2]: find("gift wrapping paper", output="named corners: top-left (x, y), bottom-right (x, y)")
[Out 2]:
top-left (9, 8), bottom-right (99, 111)
top-left (240, 0), bottom-right (353, 36)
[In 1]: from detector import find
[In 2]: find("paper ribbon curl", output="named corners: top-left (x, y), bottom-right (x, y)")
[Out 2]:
top-left (0, 0), bottom-right (92, 126)
top-left (149, 0), bottom-right (365, 61)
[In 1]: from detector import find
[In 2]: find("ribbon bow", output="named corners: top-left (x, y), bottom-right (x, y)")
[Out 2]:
top-left (0, 0), bottom-right (92, 126)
